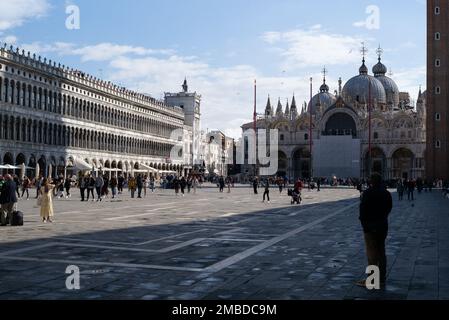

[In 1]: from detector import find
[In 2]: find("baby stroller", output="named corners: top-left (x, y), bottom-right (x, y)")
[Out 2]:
top-left (288, 189), bottom-right (302, 205)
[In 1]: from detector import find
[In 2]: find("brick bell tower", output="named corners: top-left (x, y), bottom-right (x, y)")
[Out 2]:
top-left (427, 0), bottom-right (449, 180)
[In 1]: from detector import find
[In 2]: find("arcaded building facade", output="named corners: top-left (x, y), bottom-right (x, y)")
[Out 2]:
top-left (0, 45), bottom-right (192, 178)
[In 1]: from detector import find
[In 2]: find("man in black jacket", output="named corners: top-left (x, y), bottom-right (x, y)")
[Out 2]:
top-left (137, 174), bottom-right (143, 198)
top-left (252, 177), bottom-right (259, 195)
top-left (358, 173), bottom-right (392, 287)
top-left (0, 175), bottom-right (18, 226)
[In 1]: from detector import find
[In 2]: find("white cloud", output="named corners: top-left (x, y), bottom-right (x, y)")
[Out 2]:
top-left (261, 26), bottom-right (365, 69)
top-left (0, 0), bottom-right (50, 31)
top-left (0, 35), bottom-right (18, 44)
top-left (353, 21), bottom-right (366, 28)
top-left (391, 65), bottom-right (426, 105)
top-left (19, 42), bottom-right (175, 61)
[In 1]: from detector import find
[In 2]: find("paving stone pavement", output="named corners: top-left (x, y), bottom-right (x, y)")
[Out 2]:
top-left (0, 184), bottom-right (448, 300)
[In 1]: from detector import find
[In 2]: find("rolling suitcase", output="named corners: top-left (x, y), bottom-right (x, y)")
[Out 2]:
top-left (11, 211), bottom-right (24, 226)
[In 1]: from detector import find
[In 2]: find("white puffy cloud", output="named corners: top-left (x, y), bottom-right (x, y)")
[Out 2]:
top-left (390, 66), bottom-right (426, 104)
top-left (0, 0), bottom-right (50, 31)
top-left (0, 35), bottom-right (18, 44)
top-left (19, 42), bottom-right (175, 61)
top-left (261, 26), bottom-right (365, 69)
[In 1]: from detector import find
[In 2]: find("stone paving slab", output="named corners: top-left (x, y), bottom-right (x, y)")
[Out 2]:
top-left (0, 185), bottom-right (448, 300)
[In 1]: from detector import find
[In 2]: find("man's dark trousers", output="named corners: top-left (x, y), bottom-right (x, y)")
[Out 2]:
top-left (364, 230), bottom-right (387, 282)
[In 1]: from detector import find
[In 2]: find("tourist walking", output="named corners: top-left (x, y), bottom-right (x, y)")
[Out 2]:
top-left (118, 175), bottom-right (124, 194)
top-left (180, 176), bottom-right (187, 196)
top-left (101, 175), bottom-right (109, 199)
top-left (13, 175), bottom-right (21, 199)
top-left (357, 173), bottom-right (392, 287)
top-left (95, 175), bottom-right (104, 201)
top-left (218, 176), bottom-right (225, 193)
top-left (192, 176), bottom-right (198, 194)
top-left (79, 176), bottom-right (87, 201)
top-left (38, 178), bottom-right (55, 223)
top-left (262, 179), bottom-right (270, 203)
top-left (226, 176), bottom-right (231, 193)
top-left (187, 177), bottom-right (192, 193)
top-left (87, 176), bottom-right (95, 201)
top-left (149, 176), bottom-right (155, 193)
top-left (142, 175), bottom-right (148, 197)
top-left (294, 179), bottom-right (304, 194)
top-left (56, 177), bottom-right (65, 199)
top-left (277, 178), bottom-right (283, 194)
top-left (407, 179), bottom-right (415, 201)
top-left (0, 175), bottom-right (18, 226)
top-left (35, 176), bottom-right (43, 199)
top-left (21, 176), bottom-right (30, 200)
top-left (137, 174), bottom-right (143, 198)
top-left (110, 176), bottom-right (118, 199)
top-left (173, 177), bottom-right (180, 196)
top-left (64, 178), bottom-right (72, 199)
top-left (128, 176), bottom-right (137, 198)
top-left (253, 177), bottom-right (259, 195)
top-left (397, 180), bottom-right (404, 201)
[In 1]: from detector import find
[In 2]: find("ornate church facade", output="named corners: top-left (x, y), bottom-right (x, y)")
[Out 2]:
top-left (242, 50), bottom-right (426, 181)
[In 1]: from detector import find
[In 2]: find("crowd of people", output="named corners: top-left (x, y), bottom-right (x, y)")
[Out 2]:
top-left (1, 170), bottom-right (449, 227)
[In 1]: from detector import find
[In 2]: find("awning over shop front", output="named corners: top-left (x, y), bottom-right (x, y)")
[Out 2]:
top-left (0, 164), bottom-right (19, 170)
top-left (71, 158), bottom-right (93, 171)
top-left (99, 167), bottom-right (123, 172)
top-left (159, 170), bottom-right (177, 174)
top-left (139, 163), bottom-right (158, 172)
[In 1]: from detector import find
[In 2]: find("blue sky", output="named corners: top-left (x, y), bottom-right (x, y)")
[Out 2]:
top-left (0, 0), bottom-right (426, 138)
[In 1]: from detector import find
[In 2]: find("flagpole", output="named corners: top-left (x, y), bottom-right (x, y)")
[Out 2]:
top-left (368, 78), bottom-right (372, 179)
top-left (309, 77), bottom-right (313, 181)
top-left (253, 79), bottom-right (257, 177)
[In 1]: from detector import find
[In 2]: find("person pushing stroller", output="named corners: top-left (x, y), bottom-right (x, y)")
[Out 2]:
top-left (288, 179), bottom-right (304, 205)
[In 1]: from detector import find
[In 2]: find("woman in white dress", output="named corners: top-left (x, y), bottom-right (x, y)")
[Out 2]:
top-left (39, 178), bottom-right (55, 223)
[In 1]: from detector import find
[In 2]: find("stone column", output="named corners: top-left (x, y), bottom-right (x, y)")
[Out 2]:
top-left (287, 157), bottom-right (293, 182)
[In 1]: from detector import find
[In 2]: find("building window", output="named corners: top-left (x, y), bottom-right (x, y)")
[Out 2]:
top-left (435, 6), bottom-right (440, 15)
top-left (435, 32), bottom-right (441, 40)
top-left (436, 140), bottom-right (441, 149)
top-left (304, 133), bottom-right (309, 141)
top-left (435, 59), bottom-right (441, 67)
top-left (374, 132), bottom-right (379, 140)
top-left (280, 134), bottom-right (284, 141)
top-left (436, 86), bottom-right (441, 94)
top-left (436, 113), bottom-right (441, 121)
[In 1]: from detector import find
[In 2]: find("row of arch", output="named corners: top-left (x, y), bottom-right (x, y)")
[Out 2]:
top-left (0, 76), bottom-right (181, 138)
top-left (363, 147), bottom-right (422, 180)
top-left (1, 152), bottom-right (184, 178)
top-left (0, 114), bottom-right (175, 157)
top-left (274, 146), bottom-right (421, 180)
top-left (269, 111), bottom-right (420, 134)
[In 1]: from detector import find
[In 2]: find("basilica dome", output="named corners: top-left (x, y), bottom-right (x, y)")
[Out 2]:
top-left (308, 81), bottom-right (337, 115)
top-left (341, 60), bottom-right (387, 108)
top-left (372, 58), bottom-right (400, 107)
